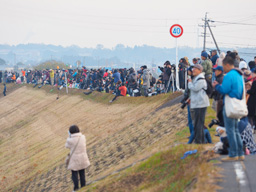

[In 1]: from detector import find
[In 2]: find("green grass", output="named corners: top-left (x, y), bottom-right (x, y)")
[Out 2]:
top-left (83, 144), bottom-right (218, 192)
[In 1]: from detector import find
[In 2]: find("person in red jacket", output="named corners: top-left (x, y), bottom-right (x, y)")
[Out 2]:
top-left (109, 83), bottom-right (127, 103)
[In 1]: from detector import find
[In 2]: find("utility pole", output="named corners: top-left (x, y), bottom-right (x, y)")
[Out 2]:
top-left (203, 12), bottom-right (208, 51)
top-left (206, 20), bottom-right (221, 54)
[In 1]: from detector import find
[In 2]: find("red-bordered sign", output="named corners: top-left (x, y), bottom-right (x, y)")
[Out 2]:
top-left (170, 24), bottom-right (183, 38)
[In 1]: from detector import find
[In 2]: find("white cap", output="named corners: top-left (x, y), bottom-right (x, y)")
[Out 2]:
top-left (239, 61), bottom-right (248, 70)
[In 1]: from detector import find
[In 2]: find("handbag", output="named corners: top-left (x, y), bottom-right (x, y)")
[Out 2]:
top-left (225, 81), bottom-right (248, 119)
top-left (65, 136), bottom-right (81, 168)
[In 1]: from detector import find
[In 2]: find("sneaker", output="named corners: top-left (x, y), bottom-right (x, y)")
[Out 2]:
top-left (109, 100), bottom-right (113, 103)
top-left (238, 156), bottom-right (245, 161)
top-left (221, 156), bottom-right (238, 162)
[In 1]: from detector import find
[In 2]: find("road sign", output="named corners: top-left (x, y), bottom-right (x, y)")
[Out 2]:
top-left (170, 24), bottom-right (183, 38)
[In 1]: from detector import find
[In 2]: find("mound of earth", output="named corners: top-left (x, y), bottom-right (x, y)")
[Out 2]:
top-left (0, 85), bottom-right (186, 192)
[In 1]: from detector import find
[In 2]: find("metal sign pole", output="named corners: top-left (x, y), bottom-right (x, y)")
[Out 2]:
top-left (175, 38), bottom-right (180, 90)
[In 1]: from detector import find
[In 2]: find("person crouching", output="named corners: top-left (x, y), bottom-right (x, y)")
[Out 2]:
top-left (188, 64), bottom-right (210, 144)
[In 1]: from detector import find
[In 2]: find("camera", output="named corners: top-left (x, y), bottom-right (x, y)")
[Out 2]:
top-left (208, 119), bottom-right (220, 128)
top-left (181, 100), bottom-right (189, 109)
top-left (180, 89), bottom-right (189, 109)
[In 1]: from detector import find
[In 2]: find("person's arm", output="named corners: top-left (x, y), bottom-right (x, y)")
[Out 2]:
top-left (215, 75), bottom-right (232, 95)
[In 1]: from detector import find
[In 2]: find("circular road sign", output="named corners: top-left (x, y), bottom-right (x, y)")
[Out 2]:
top-left (170, 24), bottom-right (183, 38)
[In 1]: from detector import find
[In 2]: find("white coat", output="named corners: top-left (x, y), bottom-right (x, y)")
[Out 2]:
top-left (188, 73), bottom-right (210, 109)
top-left (65, 133), bottom-right (90, 171)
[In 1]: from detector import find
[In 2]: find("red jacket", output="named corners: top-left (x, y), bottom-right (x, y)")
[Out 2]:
top-left (119, 86), bottom-right (127, 96)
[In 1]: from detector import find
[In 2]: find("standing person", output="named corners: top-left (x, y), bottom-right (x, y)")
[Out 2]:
top-left (142, 65), bottom-right (150, 96)
top-left (3, 83), bottom-right (7, 96)
top-left (188, 64), bottom-right (210, 144)
top-left (247, 69), bottom-right (256, 131)
top-left (0, 70), bottom-right (2, 83)
top-left (210, 50), bottom-right (219, 66)
top-left (213, 56), bottom-right (244, 161)
top-left (50, 69), bottom-right (55, 86)
top-left (212, 66), bottom-right (224, 124)
top-left (65, 125), bottom-right (90, 192)
top-left (159, 61), bottom-right (171, 92)
top-left (112, 69), bottom-right (121, 84)
top-left (201, 51), bottom-right (213, 81)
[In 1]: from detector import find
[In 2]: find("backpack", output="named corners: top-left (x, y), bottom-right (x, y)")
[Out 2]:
top-left (197, 77), bottom-right (213, 96)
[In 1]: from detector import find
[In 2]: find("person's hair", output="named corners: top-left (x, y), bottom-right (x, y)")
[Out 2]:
top-left (223, 56), bottom-right (234, 66)
top-left (254, 56), bottom-right (256, 59)
top-left (228, 52), bottom-right (237, 60)
top-left (226, 51), bottom-right (231, 55)
top-left (192, 58), bottom-right (198, 62)
top-left (69, 125), bottom-right (80, 134)
top-left (164, 61), bottom-right (170, 66)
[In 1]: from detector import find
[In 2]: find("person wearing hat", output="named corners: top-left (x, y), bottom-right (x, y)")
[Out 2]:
top-left (201, 51), bottom-right (213, 81)
top-left (212, 66), bottom-right (224, 124)
top-left (239, 61), bottom-right (248, 71)
top-left (188, 64), bottom-right (210, 144)
top-left (213, 56), bottom-right (244, 162)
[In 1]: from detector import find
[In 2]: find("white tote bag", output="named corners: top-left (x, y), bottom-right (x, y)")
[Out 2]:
top-left (225, 81), bottom-right (248, 119)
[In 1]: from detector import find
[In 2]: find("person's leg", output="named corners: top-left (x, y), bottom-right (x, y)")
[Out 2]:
top-left (187, 105), bottom-right (193, 135)
top-left (204, 129), bottom-right (212, 143)
top-left (71, 170), bottom-right (79, 191)
top-left (193, 108), bottom-right (205, 144)
top-left (143, 87), bottom-right (148, 96)
top-left (234, 119), bottom-right (244, 157)
top-left (222, 108), bottom-right (238, 157)
top-left (79, 169), bottom-right (86, 188)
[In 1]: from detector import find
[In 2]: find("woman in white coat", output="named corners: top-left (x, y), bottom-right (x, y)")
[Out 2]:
top-left (65, 125), bottom-right (90, 191)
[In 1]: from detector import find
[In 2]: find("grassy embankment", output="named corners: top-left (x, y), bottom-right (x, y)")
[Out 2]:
top-left (82, 101), bottom-right (221, 192)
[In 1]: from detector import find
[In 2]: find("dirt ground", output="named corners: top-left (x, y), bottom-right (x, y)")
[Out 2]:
top-left (0, 85), bottom-right (186, 192)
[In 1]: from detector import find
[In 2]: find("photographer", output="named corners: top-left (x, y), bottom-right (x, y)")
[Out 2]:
top-left (159, 61), bottom-right (171, 92)
top-left (188, 64), bottom-right (210, 144)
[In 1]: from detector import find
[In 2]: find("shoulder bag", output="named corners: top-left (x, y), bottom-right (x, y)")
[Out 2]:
top-left (225, 81), bottom-right (248, 119)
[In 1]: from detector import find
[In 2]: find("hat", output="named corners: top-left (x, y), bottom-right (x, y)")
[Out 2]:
top-left (201, 51), bottom-right (208, 58)
top-left (213, 66), bottom-right (223, 72)
top-left (239, 61), bottom-right (248, 70)
top-left (193, 64), bottom-right (203, 71)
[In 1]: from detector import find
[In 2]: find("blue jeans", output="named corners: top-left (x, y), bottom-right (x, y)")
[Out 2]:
top-left (223, 107), bottom-right (244, 157)
top-left (187, 105), bottom-right (195, 144)
top-left (204, 129), bottom-right (212, 143)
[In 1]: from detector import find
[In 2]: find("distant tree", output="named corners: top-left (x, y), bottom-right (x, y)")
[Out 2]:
top-left (0, 58), bottom-right (6, 65)
top-left (33, 60), bottom-right (68, 70)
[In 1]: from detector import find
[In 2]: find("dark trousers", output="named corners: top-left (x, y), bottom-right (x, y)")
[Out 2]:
top-left (3, 91), bottom-right (6, 96)
top-left (190, 107), bottom-right (207, 144)
top-left (72, 169), bottom-right (86, 191)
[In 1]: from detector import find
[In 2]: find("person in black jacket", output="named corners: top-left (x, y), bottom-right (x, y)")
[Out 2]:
top-left (212, 66), bottom-right (224, 126)
top-left (247, 69), bottom-right (256, 130)
top-left (159, 61), bottom-right (171, 92)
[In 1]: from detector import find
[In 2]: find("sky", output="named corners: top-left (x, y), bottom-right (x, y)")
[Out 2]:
top-left (0, 0), bottom-right (256, 49)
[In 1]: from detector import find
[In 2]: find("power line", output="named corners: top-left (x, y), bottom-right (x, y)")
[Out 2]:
top-left (210, 20), bottom-right (256, 26)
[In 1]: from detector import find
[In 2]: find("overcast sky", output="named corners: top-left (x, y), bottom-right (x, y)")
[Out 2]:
top-left (0, 0), bottom-right (256, 49)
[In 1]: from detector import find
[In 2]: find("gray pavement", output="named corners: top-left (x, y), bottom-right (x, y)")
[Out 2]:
top-left (217, 135), bottom-right (256, 192)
